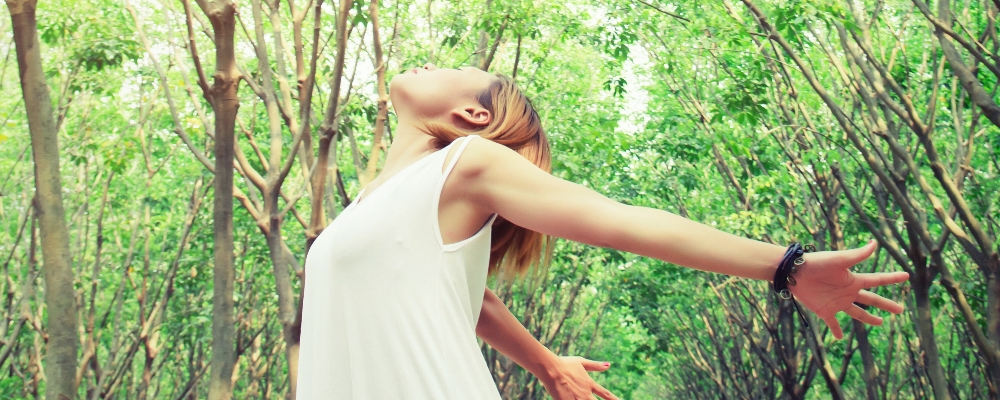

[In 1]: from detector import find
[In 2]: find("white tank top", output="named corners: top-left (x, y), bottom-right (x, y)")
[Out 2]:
top-left (296, 135), bottom-right (501, 399)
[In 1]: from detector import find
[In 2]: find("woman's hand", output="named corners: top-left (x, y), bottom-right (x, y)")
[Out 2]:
top-left (789, 240), bottom-right (910, 339)
top-left (538, 356), bottom-right (618, 400)
top-left (476, 290), bottom-right (618, 399)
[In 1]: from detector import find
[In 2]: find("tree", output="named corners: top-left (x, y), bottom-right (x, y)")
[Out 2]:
top-left (5, 0), bottom-right (79, 397)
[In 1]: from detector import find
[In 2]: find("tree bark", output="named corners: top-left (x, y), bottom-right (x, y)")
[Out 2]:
top-left (202, 1), bottom-right (241, 399)
top-left (6, 0), bottom-right (80, 398)
top-left (308, 0), bottom-right (351, 246)
top-left (250, 0), bottom-right (303, 395)
top-left (912, 264), bottom-right (951, 400)
top-left (363, 0), bottom-right (389, 186)
top-left (474, 0), bottom-right (494, 69)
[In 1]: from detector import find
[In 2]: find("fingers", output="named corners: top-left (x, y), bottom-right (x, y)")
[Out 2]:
top-left (857, 290), bottom-right (904, 314)
top-left (848, 240), bottom-right (878, 264)
top-left (845, 304), bottom-right (883, 326)
top-left (859, 271), bottom-right (910, 288)
top-left (822, 314), bottom-right (845, 340)
top-left (581, 359), bottom-right (610, 372)
top-left (593, 384), bottom-right (619, 400)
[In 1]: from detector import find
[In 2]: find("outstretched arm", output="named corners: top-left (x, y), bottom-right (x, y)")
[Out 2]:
top-left (476, 288), bottom-right (618, 400)
top-left (457, 139), bottom-right (910, 339)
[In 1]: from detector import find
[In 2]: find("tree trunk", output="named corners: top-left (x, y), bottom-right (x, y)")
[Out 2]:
top-left (913, 256), bottom-right (952, 400)
top-left (204, 1), bottom-right (241, 399)
top-left (853, 320), bottom-right (880, 400)
top-left (308, 0), bottom-right (351, 246)
top-left (363, 0), bottom-right (389, 186)
top-left (988, 271), bottom-right (1000, 392)
top-left (250, 0), bottom-right (302, 395)
top-left (6, 0), bottom-right (80, 398)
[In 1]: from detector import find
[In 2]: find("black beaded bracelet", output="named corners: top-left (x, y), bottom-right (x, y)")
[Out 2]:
top-left (772, 243), bottom-right (815, 328)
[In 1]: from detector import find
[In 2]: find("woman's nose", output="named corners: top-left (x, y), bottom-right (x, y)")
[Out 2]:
top-left (422, 63), bottom-right (437, 71)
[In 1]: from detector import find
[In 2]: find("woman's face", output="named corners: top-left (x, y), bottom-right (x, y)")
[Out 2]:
top-left (389, 63), bottom-right (496, 124)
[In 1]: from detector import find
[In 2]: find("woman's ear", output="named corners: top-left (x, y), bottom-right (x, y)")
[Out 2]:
top-left (451, 106), bottom-right (491, 129)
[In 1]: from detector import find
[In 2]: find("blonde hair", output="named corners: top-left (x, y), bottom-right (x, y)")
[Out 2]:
top-left (423, 75), bottom-right (552, 278)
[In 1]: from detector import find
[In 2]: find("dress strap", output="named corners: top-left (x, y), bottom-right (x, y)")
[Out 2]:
top-left (442, 135), bottom-right (479, 177)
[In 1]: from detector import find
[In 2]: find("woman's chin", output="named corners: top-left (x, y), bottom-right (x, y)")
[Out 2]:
top-left (388, 73), bottom-right (416, 92)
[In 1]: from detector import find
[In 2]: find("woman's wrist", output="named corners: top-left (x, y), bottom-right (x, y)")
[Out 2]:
top-left (530, 348), bottom-right (563, 383)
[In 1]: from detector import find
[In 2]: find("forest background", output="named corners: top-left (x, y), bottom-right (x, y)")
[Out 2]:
top-left (1, 0), bottom-right (998, 398)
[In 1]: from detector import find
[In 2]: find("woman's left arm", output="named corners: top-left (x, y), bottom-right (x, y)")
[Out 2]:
top-left (476, 288), bottom-right (618, 400)
top-left (458, 139), bottom-right (910, 339)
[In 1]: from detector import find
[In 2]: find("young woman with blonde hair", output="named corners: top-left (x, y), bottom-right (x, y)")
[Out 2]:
top-left (295, 64), bottom-right (909, 399)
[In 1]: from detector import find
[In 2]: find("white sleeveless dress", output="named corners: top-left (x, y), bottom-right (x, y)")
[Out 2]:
top-left (296, 135), bottom-right (502, 399)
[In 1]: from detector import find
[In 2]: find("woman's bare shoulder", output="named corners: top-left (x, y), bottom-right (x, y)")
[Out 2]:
top-left (445, 136), bottom-right (536, 181)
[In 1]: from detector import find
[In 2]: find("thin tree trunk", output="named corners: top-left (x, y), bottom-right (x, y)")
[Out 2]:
top-left (474, 0), bottom-right (493, 68)
top-left (77, 172), bottom-right (114, 394)
top-left (202, 1), bottom-right (241, 399)
top-left (251, 0), bottom-right (303, 395)
top-left (308, 0), bottom-right (351, 246)
top-left (480, 15), bottom-right (507, 71)
top-left (6, 0), bottom-right (79, 397)
top-left (363, 0), bottom-right (389, 186)
top-left (854, 320), bottom-right (880, 400)
top-left (911, 222), bottom-right (951, 400)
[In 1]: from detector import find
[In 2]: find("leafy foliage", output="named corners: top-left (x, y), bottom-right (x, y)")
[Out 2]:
top-left (2, 0), bottom-right (999, 398)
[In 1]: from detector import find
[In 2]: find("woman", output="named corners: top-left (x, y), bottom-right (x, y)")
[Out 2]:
top-left (296, 64), bottom-right (909, 399)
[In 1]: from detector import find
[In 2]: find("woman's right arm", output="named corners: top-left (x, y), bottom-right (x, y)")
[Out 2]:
top-left (476, 288), bottom-right (618, 400)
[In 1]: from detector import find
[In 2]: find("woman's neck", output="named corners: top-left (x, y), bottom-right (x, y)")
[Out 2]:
top-left (376, 120), bottom-right (437, 179)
